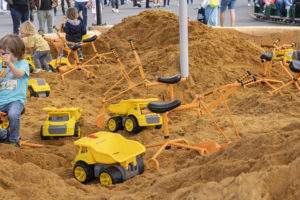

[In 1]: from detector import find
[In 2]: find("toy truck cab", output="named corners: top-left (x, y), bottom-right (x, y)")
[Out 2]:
top-left (41, 107), bottom-right (81, 139)
top-left (73, 132), bottom-right (145, 185)
top-left (107, 98), bottom-right (162, 133)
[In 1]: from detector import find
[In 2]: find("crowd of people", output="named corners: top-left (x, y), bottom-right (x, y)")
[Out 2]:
top-left (0, 0), bottom-right (239, 36)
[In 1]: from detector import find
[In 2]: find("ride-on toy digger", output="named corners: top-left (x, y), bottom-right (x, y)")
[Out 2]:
top-left (40, 107), bottom-right (81, 139)
top-left (106, 98), bottom-right (162, 133)
top-left (73, 131), bottom-right (145, 186)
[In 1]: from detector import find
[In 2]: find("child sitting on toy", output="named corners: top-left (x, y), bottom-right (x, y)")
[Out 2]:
top-left (64, 7), bottom-right (87, 60)
top-left (0, 34), bottom-right (30, 148)
top-left (20, 21), bottom-right (52, 73)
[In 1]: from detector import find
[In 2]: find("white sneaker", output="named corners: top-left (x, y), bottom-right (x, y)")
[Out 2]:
top-left (115, 9), bottom-right (119, 13)
top-left (32, 69), bottom-right (42, 74)
top-left (112, 8), bottom-right (115, 12)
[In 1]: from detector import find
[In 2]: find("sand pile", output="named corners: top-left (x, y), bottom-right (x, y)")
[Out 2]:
top-left (0, 10), bottom-right (299, 199)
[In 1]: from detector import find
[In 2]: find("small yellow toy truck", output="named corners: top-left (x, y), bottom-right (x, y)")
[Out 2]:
top-left (107, 98), bottom-right (162, 133)
top-left (40, 107), bottom-right (81, 139)
top-left (73, 131), bottom-right (145, 185)
top-left (27, 78), bottom-right (51, 97)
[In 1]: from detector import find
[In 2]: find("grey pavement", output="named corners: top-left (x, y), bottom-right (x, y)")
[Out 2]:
top-left (0, 0), bottom-right (284, 37)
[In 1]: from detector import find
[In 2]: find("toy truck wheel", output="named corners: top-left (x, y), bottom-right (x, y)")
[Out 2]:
top-left (49, 65), bottom-right (58, 72)
top-left (28, 87), bottom-right (38, 97)
top-left (155, 125), bottom-right (162, 129)
top-left (99, 167), bottom-right (123, 186)
top-left (123, 116), bottom-right (141, 133)
top-left (137, 156), bottom-right (145, 174)
top-left (107, 117), bottom-right (123, 132)
top-left (74, 122), bottom-right (80, 137)
top-left (46, 91), bottom-right (50, 97)
top-left (40, 126), bottom-right (48, 140)
top-left (73, 162), bottom-right (93, 183)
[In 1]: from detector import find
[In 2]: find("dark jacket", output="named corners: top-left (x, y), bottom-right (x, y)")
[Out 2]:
top-left (64, 18), bottom-right (87, 43)
top-left (33, 0), bottom-right (58, 9)
top-left (7, 0), bottom-right (35, 10)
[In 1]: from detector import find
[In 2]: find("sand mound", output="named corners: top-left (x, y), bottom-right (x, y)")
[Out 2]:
top-left (0, 10), bottom-right (299, 199)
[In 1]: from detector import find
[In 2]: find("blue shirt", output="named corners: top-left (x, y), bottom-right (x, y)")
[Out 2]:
top-left (0, 60), bottom-right (30, 106)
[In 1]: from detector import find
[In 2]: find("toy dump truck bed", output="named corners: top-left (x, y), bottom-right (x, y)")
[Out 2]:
top-left (74, 132), bottom-right (145, 164)
top-left (108, 98), bottom-right (159, 115)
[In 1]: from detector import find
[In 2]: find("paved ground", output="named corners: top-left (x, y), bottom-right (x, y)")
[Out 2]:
top-left (0, 0), bottom-right (284, 37)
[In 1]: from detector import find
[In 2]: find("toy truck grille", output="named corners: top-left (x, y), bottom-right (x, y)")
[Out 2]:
top-left (48, 125), bottom-right (67, 134)
top-left (145, 114), bottom-right (160, 124)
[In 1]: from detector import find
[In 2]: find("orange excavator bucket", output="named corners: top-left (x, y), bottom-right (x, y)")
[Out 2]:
top-left (193, 139), bottom-right (228, 154)
top-left (96, 105), bottom-right (106, 128)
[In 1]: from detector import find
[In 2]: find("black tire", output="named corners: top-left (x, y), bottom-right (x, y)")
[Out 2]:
top-left (107, 116), bottom-right (123, 132)
top-left (45, 91), bottom-right (50, 97)
top-left (40, 126), bottom-right (48, 140)
top-left (73, 161), bottom-right (94, 183)
top-left (99, 166), bottom-right (123, 185)
top-left (28, 87), bottom-right (38, 97)
top-left (137, 156), bottom-right (144, 174)
top-left (29, 64), bottom-right (34, 73)
top-left (123, 116), bottom-right (141, 134)
top-left (155, 125), bottom-right (162, 129)
top-left (74, 122), bottom-right (80, 137)
top-left (49, 64), bottom-right (58, 72)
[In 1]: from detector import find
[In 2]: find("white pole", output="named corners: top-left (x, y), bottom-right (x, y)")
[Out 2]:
top-left (179, 0), bottom-right (189, 77)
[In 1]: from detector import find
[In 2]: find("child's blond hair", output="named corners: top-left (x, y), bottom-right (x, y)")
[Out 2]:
top-left (19, 21), bottom-right (37, 36)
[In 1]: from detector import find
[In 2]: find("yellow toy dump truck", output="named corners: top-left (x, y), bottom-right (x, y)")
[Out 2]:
top-left (73, 131), bottom-right (145, 185)
top-left (40, 107), bottom-right (81, 140)
top-left (27, 78), bottom-right (51, 97)
top-left (107, 98), bottom-right (162, 133)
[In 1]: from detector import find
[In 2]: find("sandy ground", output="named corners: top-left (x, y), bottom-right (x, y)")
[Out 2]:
top-left (0, 10), bottom-right (299, 200)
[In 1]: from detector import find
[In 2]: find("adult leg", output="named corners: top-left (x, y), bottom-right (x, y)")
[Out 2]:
top-left (229, 9), bottom-right (236, 26)
top-left (46, 10), bottom-right (54, 33)
top-left (20, 9), bottom-right (29, 22)
top-left (61, 0), bottom-right (66, 15)
top-left (10, 7), bottom-right (22, 34)
top-left (37, 10), bottom-right (46, 33)
top-left (78, 2), bottom-right (88, 27)
top-left (7, 101), bottom-right (24, 144)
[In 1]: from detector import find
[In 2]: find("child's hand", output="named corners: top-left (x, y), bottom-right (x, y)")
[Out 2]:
top-left (86, 1), bottom-right (92, 8)
top-left (2, 53), bottom-right (13, 66)
top-left (0, 69), bottom-right (6, 78)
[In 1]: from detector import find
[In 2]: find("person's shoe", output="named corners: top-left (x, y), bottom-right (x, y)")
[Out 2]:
top-left (112, 8), bottom-right (116, 12)
top-left (9, 142), bottom-right (20, 148)
top-left (32, 68), bottom-right (42, 74)
top-left (115, 9), bottom-right (119, 13)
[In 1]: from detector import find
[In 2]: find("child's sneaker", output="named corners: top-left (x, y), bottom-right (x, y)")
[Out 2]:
top-left (32, 68), bottom-right (42, 74)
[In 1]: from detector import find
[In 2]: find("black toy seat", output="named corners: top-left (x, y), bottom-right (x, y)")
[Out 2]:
top-left (82, 35), bottom-right (97, 43)
top-left (158, 74), bottom-right (181, 84)
top-left (260, 52), bottom-right (273, 61)
top-left (289, 60), bottom-right (300, 73)
top-left (67, 43), bottom-right (81, 51)
top-left (148, 100), bottom-right (181, 113)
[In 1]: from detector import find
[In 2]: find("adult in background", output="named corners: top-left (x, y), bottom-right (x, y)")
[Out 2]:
top-left (35, 0), bottom-right (58, 33)
top-left (6, 0), bottom-right (35, 34)
top-left (61, 0), bottom-right (71, 15)
top-left (220, 0), bottom-right (236, 26)
top-left (75, 0), bottom-right (92, 28)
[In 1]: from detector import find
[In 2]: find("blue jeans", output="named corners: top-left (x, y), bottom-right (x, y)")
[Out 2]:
top-left (10, 7), bottom-right (29, 34)
top-left (33, 50), bottom-right (52, 71)
top-left (0, 101), bottom-right (24, 143)
top-left (75, 1), bottom-right (88, 28)
top-left (205, 5), bottom-right (219, 26)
